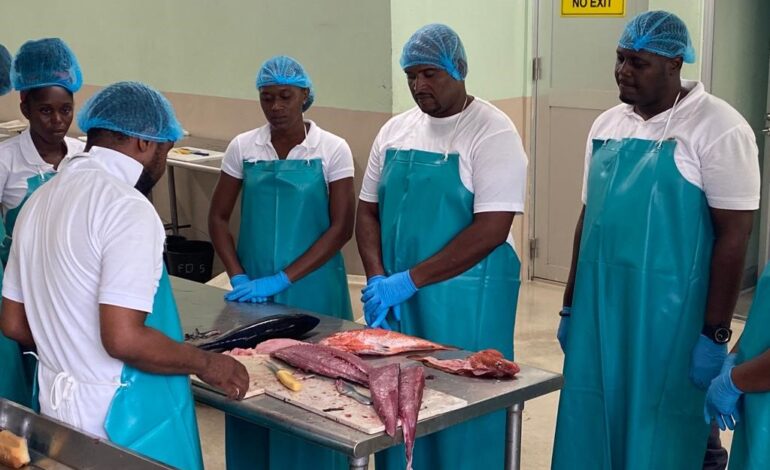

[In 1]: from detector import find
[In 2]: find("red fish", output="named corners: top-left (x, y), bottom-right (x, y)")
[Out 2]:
top-left (409, 349), bottom-right (519, 379)
top-left (399, 366), bottom-right (425, 470)
top-left (318, 329), bottom-right (449, 356)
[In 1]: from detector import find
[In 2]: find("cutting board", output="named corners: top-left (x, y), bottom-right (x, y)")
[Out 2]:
top-left (196, 354), bottom-right (467, 434)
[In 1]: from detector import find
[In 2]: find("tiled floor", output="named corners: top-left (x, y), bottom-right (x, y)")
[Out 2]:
top-left (197, 279), bottom-right (748, 469)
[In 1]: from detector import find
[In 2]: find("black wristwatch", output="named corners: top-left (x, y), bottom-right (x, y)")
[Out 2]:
top-left (702, 325), bottom-right (732, 344)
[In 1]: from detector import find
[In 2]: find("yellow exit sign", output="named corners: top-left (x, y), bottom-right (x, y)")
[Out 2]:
top-left (562, 0), bottom-right (625, 17)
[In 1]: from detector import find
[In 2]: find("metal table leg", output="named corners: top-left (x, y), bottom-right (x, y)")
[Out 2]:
top-left (348, 455), bottom-right (369, 470)
top-left (505, 402), bottom-right (524, 470)
top-left (167, 165), bottom-right (179, 235)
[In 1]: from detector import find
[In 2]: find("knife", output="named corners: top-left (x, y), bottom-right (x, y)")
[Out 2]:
top-left (266, 361), bottom-right (303, 392)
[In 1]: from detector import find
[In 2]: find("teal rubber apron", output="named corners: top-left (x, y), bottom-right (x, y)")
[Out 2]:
top-left (727, 264), bottom-right (770, 470)
top-left (375, 148), bottom-right (521, 470)
top-left (226, 158), bottom-right (353, 470)
top-left (0, 171), bottom-right (55, 409)
top-left (552, 137), bottom-right (714, 469)
top-left (104, 268), bottom-right (203, 470)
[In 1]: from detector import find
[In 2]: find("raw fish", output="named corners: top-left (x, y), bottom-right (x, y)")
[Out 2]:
top-left (409, 349), bottom-right (519, 379)
top-left (271, 343), bottom-right (371, 385)
top-left (368, 364), bottom-right (400, 437)
top-left (319, 329), bottom-right (449, 356)
top-left (399, 366), bottom-right (425, 470)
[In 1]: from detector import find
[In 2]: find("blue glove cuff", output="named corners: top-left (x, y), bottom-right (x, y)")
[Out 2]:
top-left (230, 274), bottom-right (250, 285)
top-left (725, 368), bottom-right (743, 395)
top-left (367, 275), bottom-right (386, 284)
top-left (398, 270), bottom-right (418, 294)
top-left (277, 271), bottom-right (292, 287)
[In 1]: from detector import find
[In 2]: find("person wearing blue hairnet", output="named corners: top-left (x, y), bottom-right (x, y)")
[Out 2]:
top-left (0, 38), bottom-right (86, 410)
top-left (357, 24), bottom-right (527, 469)
top-left (0, 81), bottom-right (249, 470)
top-left (208, 55), bottom-right (355, 470)
top-left (552, 11), bottom-right (759, 469)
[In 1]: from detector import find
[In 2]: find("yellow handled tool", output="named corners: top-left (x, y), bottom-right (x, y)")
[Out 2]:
top-left (266, 361), bottom-right (302, 392)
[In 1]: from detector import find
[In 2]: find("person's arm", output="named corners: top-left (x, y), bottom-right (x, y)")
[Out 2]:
top-left (703, 208), bottom-right (754, 329)
top-left (0, 298), bottom-right (34, 348)
top-left (562, 206), bottom-right (586, 308)
top-left (731, 349), bottom-right (770, 392)
top-left (283, 177), bottom-right (354, 281)
top-left (355, 200), bottom-right (386, 278)
top-left (100, 304), bottom-right (249, 400)
top-left (208, 172), bottom-right (246, 278)
top-left (409, 212), bottom-right (514, 287)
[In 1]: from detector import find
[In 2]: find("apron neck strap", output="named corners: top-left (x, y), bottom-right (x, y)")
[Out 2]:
top-left (657, 91), bottom-right (682, 147)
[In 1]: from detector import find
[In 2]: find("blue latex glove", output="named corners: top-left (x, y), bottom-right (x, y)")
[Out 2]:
top-left (690, 334), bottom-right (728, 390)
top-left (223, 274), bottom-right (251, 300)
top-left (363, 276), bottom-right (389, 329)
top-left (225, 271), bottom-right (292, 303)
top-left (721, 352), bottom-right (738, 375)
top-left (362, 271), bottom-right (416, 328)
top-left (557, 306), bottom-right (571, 354)
top-left (704, 365), bottom-right (743, 431)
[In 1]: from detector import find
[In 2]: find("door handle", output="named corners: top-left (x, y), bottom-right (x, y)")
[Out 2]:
top-left (763, 128), bottom-right (770, 135)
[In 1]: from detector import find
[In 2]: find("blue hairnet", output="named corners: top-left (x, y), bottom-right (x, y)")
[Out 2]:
top-left (77, 81), bottom-right (183, 142)
top-left (0, 45), bottom-right (11, 96)
top-left (256, 55), bottom-right (315, 112)
top-left (618, 11), bottom-right (696, 63)
top-left (11, 38), bottom-right (83, 93)
top-left (400, 24), bottom-right (468, 81)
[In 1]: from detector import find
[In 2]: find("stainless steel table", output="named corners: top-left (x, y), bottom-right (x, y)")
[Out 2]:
top-left (163, 136), bottom-right (227, 235)
top-left (172, 277), bottom-right (563, 470)
top-left (0, 398), bottom-right (171, 469)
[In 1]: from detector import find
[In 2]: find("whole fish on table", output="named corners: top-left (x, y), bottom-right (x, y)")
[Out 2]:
top-left (409, 349), bottom-right (519, 379)
top-left (318, 329), bottom-right (449, 356)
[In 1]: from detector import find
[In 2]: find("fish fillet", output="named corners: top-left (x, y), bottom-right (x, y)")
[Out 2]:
top-left (409, 349), bottom-right (519, 379)
top-left (369, 363), bottom-right (400, 437)
top-left (318, 329), bottom-right (449, 356)
top-left (271, 343), bottom-right (371, 385)
top-left (224, 338), bottom-right (307, 356)
top-left (399, 366), bottom-right (425, 470)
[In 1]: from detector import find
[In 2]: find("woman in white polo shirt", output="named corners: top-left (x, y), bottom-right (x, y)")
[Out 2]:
top-left (0, 37), bottom-right (83, 409)
top-left (208, 55), bottom-right (355, 470)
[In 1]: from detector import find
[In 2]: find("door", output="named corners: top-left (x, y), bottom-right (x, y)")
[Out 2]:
top-left (758, 58), bottom-right (770, 274)
top-left (531, 0), bottom-right (706, 282)
top-left (531, 0), bottom-right (649, 282)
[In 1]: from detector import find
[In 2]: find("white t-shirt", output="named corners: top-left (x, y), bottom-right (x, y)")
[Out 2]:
top-left (2, 146), bottom-right (165, 438)
top-left (582, 80), bottom-right (760, 210)
top-left (221, 120), bottom-right (354, 184)
top-left (359, 98), bottom-right (528, 214)
top-left (0, 129), bottom-right (85, 212)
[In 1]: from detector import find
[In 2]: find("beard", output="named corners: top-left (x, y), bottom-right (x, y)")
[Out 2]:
top-left (134, 168), bottom-right (157, 196)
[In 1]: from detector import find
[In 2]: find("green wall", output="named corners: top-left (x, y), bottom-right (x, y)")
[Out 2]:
top-left (711, 0), bottom-right (770, 282)
top-left (390, 0), bottom-right (532, 113)
top-left (0, 0), bottom-right (393, 113)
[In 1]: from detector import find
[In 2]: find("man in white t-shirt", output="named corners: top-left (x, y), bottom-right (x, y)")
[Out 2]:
top-left (0, 81), bottom-right (248, 470)
top-left (356, 24), bottom-right (528, 470)
top-left (552, 11), bottom-right (760, 470)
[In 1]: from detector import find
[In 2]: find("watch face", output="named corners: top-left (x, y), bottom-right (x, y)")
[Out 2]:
top-left (714, 328), bottom-right (731, 343)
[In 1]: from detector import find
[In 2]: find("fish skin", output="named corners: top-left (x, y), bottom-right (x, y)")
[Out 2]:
top-left (408, 349), bottom-right (520, 379)
top-left (318, 329), bottom-right (449, 356)
top-left (271, 344), bottom-right (371, 385)
top-left (195, 314), bottom-right (319, 352)
top-left (368, 363), bottom-right (400, 437)
top-left (399, 366), bottom-right (425, 470)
